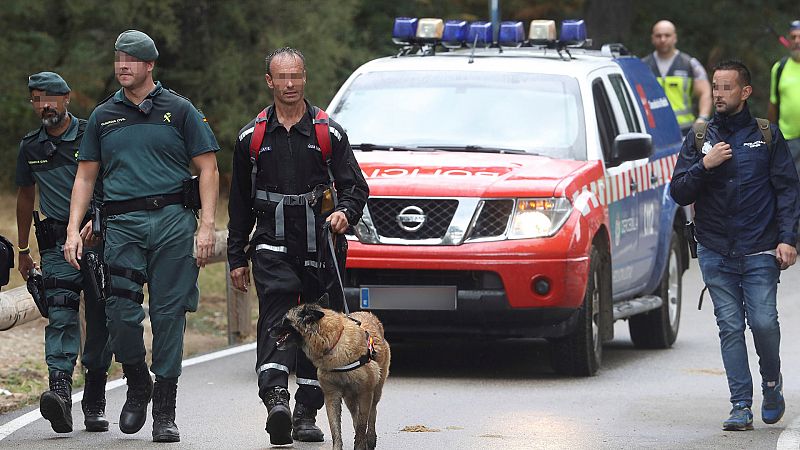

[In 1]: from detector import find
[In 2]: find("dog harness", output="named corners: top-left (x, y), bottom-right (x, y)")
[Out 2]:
top-left (329, 316), bottom-right (377, 372)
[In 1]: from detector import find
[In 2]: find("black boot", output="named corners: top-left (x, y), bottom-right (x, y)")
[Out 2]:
top-left (81, 369), bottom-right (109, 432)
top-left (40, 371), bottom-right (73, 433)
top-left (119, 362), bottom-right (153, 434)
top-left (292, 403), bottom-right (324, 442)
top-left (262, 386), bottom-right (292, 445)
top-left (152, 378), bottom-right (180, 442)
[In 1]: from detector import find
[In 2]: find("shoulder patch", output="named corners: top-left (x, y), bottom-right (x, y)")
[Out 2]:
top-left (330, 127), bottom-right (342, 142)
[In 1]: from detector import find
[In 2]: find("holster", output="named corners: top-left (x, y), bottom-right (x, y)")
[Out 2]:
top-left (26, 268), bottom-right (48, 318)
top-left (0, 234), bottom-right (12, 288)
top-left (81, 250), bottom-right (107, 303)
top-left (33, 211), bottom-right (54, 251)
top-left (685, 221), bottom-right (698, 259)
top-left (182, 176), bottom-right (202, 217)
top-left (90, 200), bottom-right (104, 238)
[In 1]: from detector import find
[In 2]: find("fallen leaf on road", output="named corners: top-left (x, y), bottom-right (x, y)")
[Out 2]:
top-left (401, 425), bottom-right (441, 432)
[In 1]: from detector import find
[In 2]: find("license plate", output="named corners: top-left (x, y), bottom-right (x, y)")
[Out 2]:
top-left (360, 286), bottom-right (457, 310)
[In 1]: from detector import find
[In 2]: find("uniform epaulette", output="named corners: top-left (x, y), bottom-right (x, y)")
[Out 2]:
top-left (96, 92), bottom-right (115, 107)
top-left (167, 88), bottom-right (192, 103)
top-left (22, 128), bottom-right (40, 140)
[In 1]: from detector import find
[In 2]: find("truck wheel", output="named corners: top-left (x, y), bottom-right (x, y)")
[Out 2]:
top-left (551, 244), bottom-right (608, 376)
top-left (629, 231), bottom-right (682, 349)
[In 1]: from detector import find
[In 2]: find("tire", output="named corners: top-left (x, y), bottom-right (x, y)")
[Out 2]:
top-left (551, 244), bottom-right (609, 376)
top-left (629, 230), bottom-right (683, 349)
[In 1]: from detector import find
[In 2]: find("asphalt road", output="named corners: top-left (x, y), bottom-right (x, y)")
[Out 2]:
top-left (2, 260), bottom-right (800, 449)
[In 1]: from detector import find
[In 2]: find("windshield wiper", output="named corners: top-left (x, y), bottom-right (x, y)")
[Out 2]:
top-left (418, 145), bottom-right (533, 155)
top-left (353, 143), bottom-right (428, 152)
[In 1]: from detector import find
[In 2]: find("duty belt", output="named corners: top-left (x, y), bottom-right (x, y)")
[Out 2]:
top-left (104, 192), bottom-right (183, 216)
top-left (255, 189), bottom-right (317, 253)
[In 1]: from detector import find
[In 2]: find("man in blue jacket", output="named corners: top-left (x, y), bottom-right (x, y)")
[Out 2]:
top-left (671, 60), bottom-right (800, 431)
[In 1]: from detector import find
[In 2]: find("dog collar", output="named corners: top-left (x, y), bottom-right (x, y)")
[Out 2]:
top-left (329, 331), bottom-right (376, 372)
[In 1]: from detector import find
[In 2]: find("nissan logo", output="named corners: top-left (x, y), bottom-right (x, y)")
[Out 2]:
top-left (397, 206), bottom-right (426, 232)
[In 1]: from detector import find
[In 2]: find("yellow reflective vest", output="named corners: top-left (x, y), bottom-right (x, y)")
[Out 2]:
top-left (643, 53), bottom-right (696, 128)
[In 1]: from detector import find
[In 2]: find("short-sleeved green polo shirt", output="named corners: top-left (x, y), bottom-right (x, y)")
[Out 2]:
top-left (79, 81), bottom-right (219, 202)
top-left (770, 57), bottom-right (800, 140)
top-left (15, 113), bottom-right (89, 222)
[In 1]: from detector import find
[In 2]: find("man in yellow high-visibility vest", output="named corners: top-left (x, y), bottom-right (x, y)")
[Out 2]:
top-left (643, 20), bottom-right (712, 134)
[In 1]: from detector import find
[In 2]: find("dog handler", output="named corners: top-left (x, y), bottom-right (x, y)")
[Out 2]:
top-left (227, 47), bottom-right (368, 445)
top-left (63, 30), bottom-right (220, 442)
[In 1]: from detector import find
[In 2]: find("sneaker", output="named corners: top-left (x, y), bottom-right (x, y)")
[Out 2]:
top-left (723, 401), bottom-right (753, 431)
top-left (762, 374), bottom-right (785, 425)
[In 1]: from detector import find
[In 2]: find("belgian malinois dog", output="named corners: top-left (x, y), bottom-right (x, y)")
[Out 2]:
top-left (271, 300), bottom-right (390, 450)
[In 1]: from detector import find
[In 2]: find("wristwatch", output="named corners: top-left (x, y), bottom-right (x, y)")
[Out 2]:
top-left (697, 114), bottom-right (711, 122)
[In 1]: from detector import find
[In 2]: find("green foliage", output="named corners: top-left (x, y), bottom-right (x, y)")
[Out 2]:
top-left (2, 0), bottom-right (798, 190)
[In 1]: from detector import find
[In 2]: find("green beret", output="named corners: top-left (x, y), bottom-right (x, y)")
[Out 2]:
top-left (115, 29), bottom-right (159, 61)
top-left (27, 71), bottom-right (70, 94)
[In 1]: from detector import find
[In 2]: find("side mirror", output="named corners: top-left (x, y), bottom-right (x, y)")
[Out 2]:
top-left (611, 133), bottom-right (653, 164)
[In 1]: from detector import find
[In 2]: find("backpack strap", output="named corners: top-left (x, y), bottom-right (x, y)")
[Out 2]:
top-left (313, 107), bottom-right (333, 164)
top-left (692, 120), bottom-right (709, 153)
top-left (755, 118), bottom-right (773, 149)
top-left (312, 107), bottom-right (336, 191)
top-left (248, 107), bottom-right (271, 198)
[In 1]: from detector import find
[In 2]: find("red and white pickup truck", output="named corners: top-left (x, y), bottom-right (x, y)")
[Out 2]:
top-left (328, 21), bottom-right (688, 376)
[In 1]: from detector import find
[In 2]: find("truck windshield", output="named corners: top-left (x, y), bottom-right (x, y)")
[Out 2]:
top-left (331, 70), bottom-right (586, 160)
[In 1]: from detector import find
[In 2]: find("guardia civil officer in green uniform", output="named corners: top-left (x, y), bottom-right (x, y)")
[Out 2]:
top-left (16, 72), bottom-right (112, 434)
top-left (63, 30), bottom-right (220, 443)
top-left (643, 20), bottom-right (713, 134)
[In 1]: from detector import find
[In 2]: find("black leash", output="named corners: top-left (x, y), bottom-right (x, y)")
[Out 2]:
top-left (322, 222), bottom-right (350, 315)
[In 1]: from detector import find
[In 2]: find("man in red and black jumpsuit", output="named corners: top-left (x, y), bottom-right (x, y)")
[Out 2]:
top-left (227, 47), bottom-right (368, 445)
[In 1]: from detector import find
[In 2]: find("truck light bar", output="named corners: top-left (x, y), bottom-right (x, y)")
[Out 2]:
top-left (391, 17), bottom-right (590, 53)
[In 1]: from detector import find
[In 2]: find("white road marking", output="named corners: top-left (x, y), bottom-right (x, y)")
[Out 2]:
top-left (0, 342), bottom-right (257, 440)
top-left (777, 415), bottom-right (800, 449)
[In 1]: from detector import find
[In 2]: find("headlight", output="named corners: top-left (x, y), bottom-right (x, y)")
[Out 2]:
top-left (351, 206), bottom-right (380, 244)
top-left (507, 198), bottom-right (572, 239)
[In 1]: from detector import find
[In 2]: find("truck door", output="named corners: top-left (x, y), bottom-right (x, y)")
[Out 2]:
top-left (608, 73), bottom-right (660, 290)
top-left (591, 76), bottom-right (640, 296)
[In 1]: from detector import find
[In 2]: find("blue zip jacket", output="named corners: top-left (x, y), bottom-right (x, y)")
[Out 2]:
top-left (670, 103), bottom-right (800, 256)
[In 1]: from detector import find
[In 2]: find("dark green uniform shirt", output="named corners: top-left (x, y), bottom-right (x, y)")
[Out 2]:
top-left (79, 81), bottom-right (219, 201)
top-left (16, 113), bottom-right (88, 222)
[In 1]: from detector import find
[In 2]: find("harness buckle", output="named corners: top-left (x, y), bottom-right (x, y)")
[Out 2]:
top-left (282, 195), bottom-right (305, 206)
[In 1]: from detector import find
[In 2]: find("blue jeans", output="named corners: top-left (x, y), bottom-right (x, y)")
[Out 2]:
top-left (697, 243), bottom-right (782, 406)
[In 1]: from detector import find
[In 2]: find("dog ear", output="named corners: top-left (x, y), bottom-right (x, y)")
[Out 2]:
top-left (301, 306), bottom-right (325, 324)
top-left (317, 292), bottom-right (330, 308)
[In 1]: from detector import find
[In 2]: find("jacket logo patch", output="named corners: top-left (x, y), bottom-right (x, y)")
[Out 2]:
top-left (701, 142), bottom-right (712, 154)
top-left (743, 141), bottom-right (765, 149)
top-left (259, 146), bottom-right (271, 153)
top-left (308, 144), bottom-right (320, 150)
top-left (100, 118), bottom-right (126, 126)
top-left (163, 112), bottom-right (172, 123)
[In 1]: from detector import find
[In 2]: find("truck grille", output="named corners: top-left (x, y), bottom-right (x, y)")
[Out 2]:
top-left (469, 200), bottom-right (514, 239)
top-left (369, 198), bottom-right (458, 239)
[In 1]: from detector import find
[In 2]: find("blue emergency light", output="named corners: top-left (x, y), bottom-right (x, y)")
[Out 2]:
top-left (560, 19), bottom-right (587, 44)
top-left (498, 21), bottom-right (525, 46)
top-left (442, 20), bottom-right (468, 48)
top-left (467, 21), bottom-right (492, 47)
top-left (392, 17), bottom-right (419, 44)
